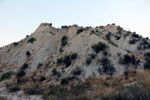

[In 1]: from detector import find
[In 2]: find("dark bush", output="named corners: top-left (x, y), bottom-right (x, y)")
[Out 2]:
top-left (71, 53), bottom-right (78, 60)
top-left (72, 67), bottom-right (82, 76)
top-left (57, 53), bottom-right (77, 67)
top-left (77, 29), bottom-right (84, 34)
top-left (40, 76), bottom-right (46, 82)
top-left (106, 32), bottom-right (112, 40)
top-left (89, 53), bottom-right (97, 59)
top-left (16, 70), bottom-right (25, 78)
top-left (61, 36), bottom-right (68, 47)
top-left (91, 42), bottom-right (108, 53)
top-left (61, 78), bottom-right (69, 85)
top-left (119, 55), bottom-right (140, 65)
top-left (59, 48), bottom-right (64, 53)
top-left (86, 57), bottom-right (92, 65)
top-left (61, 26), bottom-right (68, 28)
top-left (13, 42), bottom-right (19, 46)
top-left (132, 32), bottom-right (140, 38)
top-left (28, 37), bottom-right (36, 43)
top-left (129, 39), bottom-right (137, 44)
top-left (115, 36), bottom-right (121, 40)
top-left (63, 55), bottom-right (72, 67)
top-left (20, 63), bottom-right (28, 70)
top-left (7, 85), bottom-right (20, 92)
top-left (52, 68), bottom-right (58, 76)
top-left (101, 57), bottom-right (115, 75)
top-left (0, 71), bottom-right (15, 82)
top-left (26, 51), bottom-right (31, 57)
top-left (37, 63), bottom-right (43, 69)
top-left (144, 62), bottom-right (150, 70)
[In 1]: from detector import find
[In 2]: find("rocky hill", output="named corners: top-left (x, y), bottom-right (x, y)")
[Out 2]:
top-left (0, 23), bottom-right (150, 100)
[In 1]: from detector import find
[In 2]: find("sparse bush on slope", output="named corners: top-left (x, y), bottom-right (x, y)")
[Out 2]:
top-left (91, 42), bottom-right (108, 53)
top-left (61, 36), bottom-right (68, 47)
top-left (27, 37), bottom-right (36, 43)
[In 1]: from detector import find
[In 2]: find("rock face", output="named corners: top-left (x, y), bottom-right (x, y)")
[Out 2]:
top-left (0, 23), bottom-right (150, 100)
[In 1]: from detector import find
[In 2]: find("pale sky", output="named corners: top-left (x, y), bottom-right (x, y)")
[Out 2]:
top-left (0, 0), bottom-right (150, 47)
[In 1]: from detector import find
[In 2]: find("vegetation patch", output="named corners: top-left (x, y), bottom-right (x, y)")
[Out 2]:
top-left (0, 71), bottom-right (15, 82)
top-left (119, 54), bottom-right (140, 66)
top-left (27, 37), bottom-right (36, 43)
top-left (61, 36), bottom-right (68, 47)
top-left (76, 29), bottom-right (84, 34)
top-left (100, 57), bottom-right (115, 75)
top-left (108, 40), bottom-right (118, 47)
top-left (91, 42), bottom-right (108, 53)
top-left (57, 53), bottom-right (78, 67)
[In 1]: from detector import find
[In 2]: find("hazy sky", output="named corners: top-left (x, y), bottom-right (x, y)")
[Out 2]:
top-left (0, 0), bottom-right (150, 47)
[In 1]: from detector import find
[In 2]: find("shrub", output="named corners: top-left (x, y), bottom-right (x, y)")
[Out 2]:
top-left (119, 55), bottom-right (140, 65)
top-left (52, 68), bottom-right (58, 76)
top-left (57, 57), bottom-right (63, 64)
top-left (0, 71), bottom-right (15, 82)
top-left (61, 26), bottom-right (68, 28)
top-left (61, 36), bottom-right (68, 47)
top-left (106, 32), bottom-right (112, 40)
top-left (40, 76), bottom-right (46, 82)
top-left (7, 85), bottom-right (20, 92)
top-left (37, 63), bottom-right (43, 69)
top-left (13, 42), bottom-right (19, 46)
top-left (89, 53), bottom-right (97, 59)
top-left (108, 40), bottom-right (118, 47)
top-left (63, 55), bottom-right (72, 67)
top-left (20, 63), bottom-right (28, 70)
top-left (86, 54), bottom-right (97, 65)
top-left (115, 35), bottom-right (121, 40)
top-left (72, 67), bottom-right (82, 76)
top-left (86, 57), bottom-right (92, 65)
top-left (57, 53), bottom-right (77, 67)
top-left (77, 29), bottom-right (84, 34)
top-left (132, 32), bottom-right (140, 38)
top-left (101, 57), bottom-right (115, 75)
top-left (28, 37), bottom-right (36, 43)
top-left (144, 62), bottom-right (150, 70)
top-left (16, 70), bottom-right (25, 78)
top-left (129, 39), bottom-right (137, 44)
top-left (91, 42), bottom-right (108, 53)
top-left (26, 51), bottom-right (31, 57)
top-left (61, 78), bottom-right (69, 85)
top-left (71, 53), bottom-right (78, 60)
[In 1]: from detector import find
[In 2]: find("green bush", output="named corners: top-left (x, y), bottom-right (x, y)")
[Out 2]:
top-left (27, 37), bottom-right (36, 43)
top-left (0, 71), bottom-right (15, 82)
top-left (91, 42), bottom-right (108, 53)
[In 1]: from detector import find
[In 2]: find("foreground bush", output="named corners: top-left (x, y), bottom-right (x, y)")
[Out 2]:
top-left (0, 71), bottom-right (15, 82)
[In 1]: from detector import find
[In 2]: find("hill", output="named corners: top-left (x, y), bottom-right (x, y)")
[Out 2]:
top-left (0, 23), bottom-right (150, 100)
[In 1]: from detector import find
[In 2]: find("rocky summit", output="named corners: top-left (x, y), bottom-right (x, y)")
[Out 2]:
top-left (0, 23), bottom-right (150, 100)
